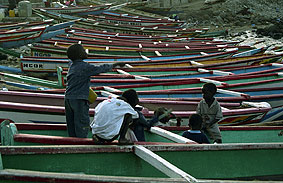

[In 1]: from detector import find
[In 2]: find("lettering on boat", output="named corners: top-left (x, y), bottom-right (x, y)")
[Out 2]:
top-left (23, 63), bottom-right (43, 68)
top-left (33, 52), bottom-right (51, 57)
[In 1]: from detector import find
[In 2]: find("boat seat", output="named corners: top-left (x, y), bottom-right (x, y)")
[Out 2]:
top-left (13, 133), bottom-right (117, 145)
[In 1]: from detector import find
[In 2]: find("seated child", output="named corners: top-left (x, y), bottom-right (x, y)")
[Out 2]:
top-left (182, 114), bottom-right (210, 144)
top-left (90, 89), bottom-right (139, 145)
top-left (132, 106), bottom-right (173, 142)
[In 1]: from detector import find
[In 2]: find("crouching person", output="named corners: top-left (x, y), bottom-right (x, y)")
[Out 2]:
top-left (90, 89), bottom-right (139, 145)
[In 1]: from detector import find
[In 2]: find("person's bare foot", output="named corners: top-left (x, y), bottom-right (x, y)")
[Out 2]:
top-left (92, 134), bottom-right (103, 144)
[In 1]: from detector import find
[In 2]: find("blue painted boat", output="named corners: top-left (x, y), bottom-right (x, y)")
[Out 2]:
top-left (0, 20), bottom-right (76, 48)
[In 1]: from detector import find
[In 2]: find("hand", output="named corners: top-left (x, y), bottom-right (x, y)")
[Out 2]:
top-left (113, 62), bottom-right (125, 68)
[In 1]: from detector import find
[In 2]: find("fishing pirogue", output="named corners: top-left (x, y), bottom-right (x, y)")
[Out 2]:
top-left (1, 0), bottom-right (283, 182)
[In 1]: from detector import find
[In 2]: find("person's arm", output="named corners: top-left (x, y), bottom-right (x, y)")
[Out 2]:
top-left (208, 102), bottom-right (223, 127)
top-left (87, 62), bottom-right (125, 76)
top-left (208, 119), bottom-right (220, 127)
top-left (135, 109), bottom-right (158, 129)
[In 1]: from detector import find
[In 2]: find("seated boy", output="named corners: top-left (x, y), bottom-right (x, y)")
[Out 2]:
top-left (132, 106), bottom-right (173, 141)
top-left (90, 89), bottom-right (139, 145)
top-left (182, 114), bottom-right (210, 144)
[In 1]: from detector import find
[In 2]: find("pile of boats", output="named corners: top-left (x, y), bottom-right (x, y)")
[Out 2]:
top-left (0, 2), bottom-right (283, 182)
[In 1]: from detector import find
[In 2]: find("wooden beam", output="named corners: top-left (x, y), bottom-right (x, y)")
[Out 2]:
top-left (150, 127), bottom-right (196, 144)
top-left (0, 169), bottom-right (188, 183)
top-left (134, 145), bottom-right (198, 182)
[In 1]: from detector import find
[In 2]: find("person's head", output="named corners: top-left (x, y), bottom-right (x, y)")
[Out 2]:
top-left (67, 44), bottom-right (88, 61)
top-left (189, 114), bottom-right (203, 130)
top-left (122, 89), bottom-right (139, 108)
top-left (201, 83), bottom-right (217, 101)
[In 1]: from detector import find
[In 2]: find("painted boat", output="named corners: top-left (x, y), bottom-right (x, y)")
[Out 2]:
top-left (2, 121), bottom-right (283, 145)
top-left (90, 14), bottom-right (185, 28)
top-left (0, 80), bottom-right (51, 90)
top-left (130, 86), bottom-right (283, 107)
top-left (39, 38), bottom-right (248, 53)
top-left (84, 63), bottom-right (283, 80)
top-left (34, 4), bottom-right (111, 16)
top-left (21, 52), bottom-right (282, 72)
top-left (0, 139), bottom-right (282, 181)
top-left (88, 72), bottom-right (283, 91)
top-left (101, 10), bottom-right (170, 21)
top-left (0, 72), bottom-right (63, 89)
top-left (0, 89), bottom-right (241, 112)
top-left (0, 19), bottom-right (54, 30)
top-left (55, 32), bottom-right (236, 48)
top-left (13, 63), bottom-right (283, 90)
top-left (0, 20), bottom-right (76, 48)
top-left (32, 41), bottom-right (236, 57)
top-left (33, 9), bottom-right (207, 37)
top-left (63, 27), bottom-right (226, 42)
top-left (0, 100), bottom-right (271, 125)
top-left (0, 26), bottom-right (46, 42)
top-left (64, 28), bottom-right (228, 44)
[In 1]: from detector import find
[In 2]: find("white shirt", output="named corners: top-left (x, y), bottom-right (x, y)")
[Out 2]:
top-left (90, 98), bottom-right (138, 140)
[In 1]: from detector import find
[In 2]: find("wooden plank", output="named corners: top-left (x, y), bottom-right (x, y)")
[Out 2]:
top-left (0, 169), bottom-right (187, 183)
top-left (134, 145), bottom-right (198, 182)
top-left (217, 88), bottom-right (250, 98)
top-left (150, 127), bottom-right (196, 144)
top-left (0, 169), bottom-right (278, 183)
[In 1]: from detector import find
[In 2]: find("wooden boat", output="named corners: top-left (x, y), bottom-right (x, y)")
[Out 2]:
top-left (21, 51), bottom-right (282, 72)
top-left (64, 27), bottom-right (230, 43)
top-left (89, 14), bottom-right (186, 28)
top-left (0, 89), bottom-right (241, 112)
top-left (84, 63), bottom-right (283, 80)
top-left (88, 72), bottom-right (283, 91)
top-left (0, 99), bottom-right (271, 125)
top-left (55, 32), bottom-right (236, 48)
top-left (65, 26), bottom-right (232, 44)
top-left (101, 10), bottom-right (171, 21)
top-left (0, 80), bottom-right (51, 90)
top-left (0, 72), bottom-right (63, 89)
top-left (0, 20), bottom-right (76, 48)
top-left (0, 26), bottom-right (46, 42)
top-left (21, 50), bottom-right (238, 72)
top-left (33, 8), bottom-right (207, 37)
top-left (39, 38), bottom-right (248, 52)
top-left (34, 4), bottom-right (111, 16)
top-left (2, 121), bottom-right (283, 145)
top-left (32, 41), bottom-right (237, 57)
top-left (0, 19), bottom-right (54, 30)
top-left (0, 123), bottom-right (282, 181)
top-left (0, 144), bottom-right (282, 182)
top-left (131, 86), bottom-right (283, 107)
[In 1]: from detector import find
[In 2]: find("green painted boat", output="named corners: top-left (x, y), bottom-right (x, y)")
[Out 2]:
top-left (1, 120), bottom-right (283, 182)
top-left (2, 121), bottom-right (283, 146)
top-left (0, 138), bottom-right (282, 182)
